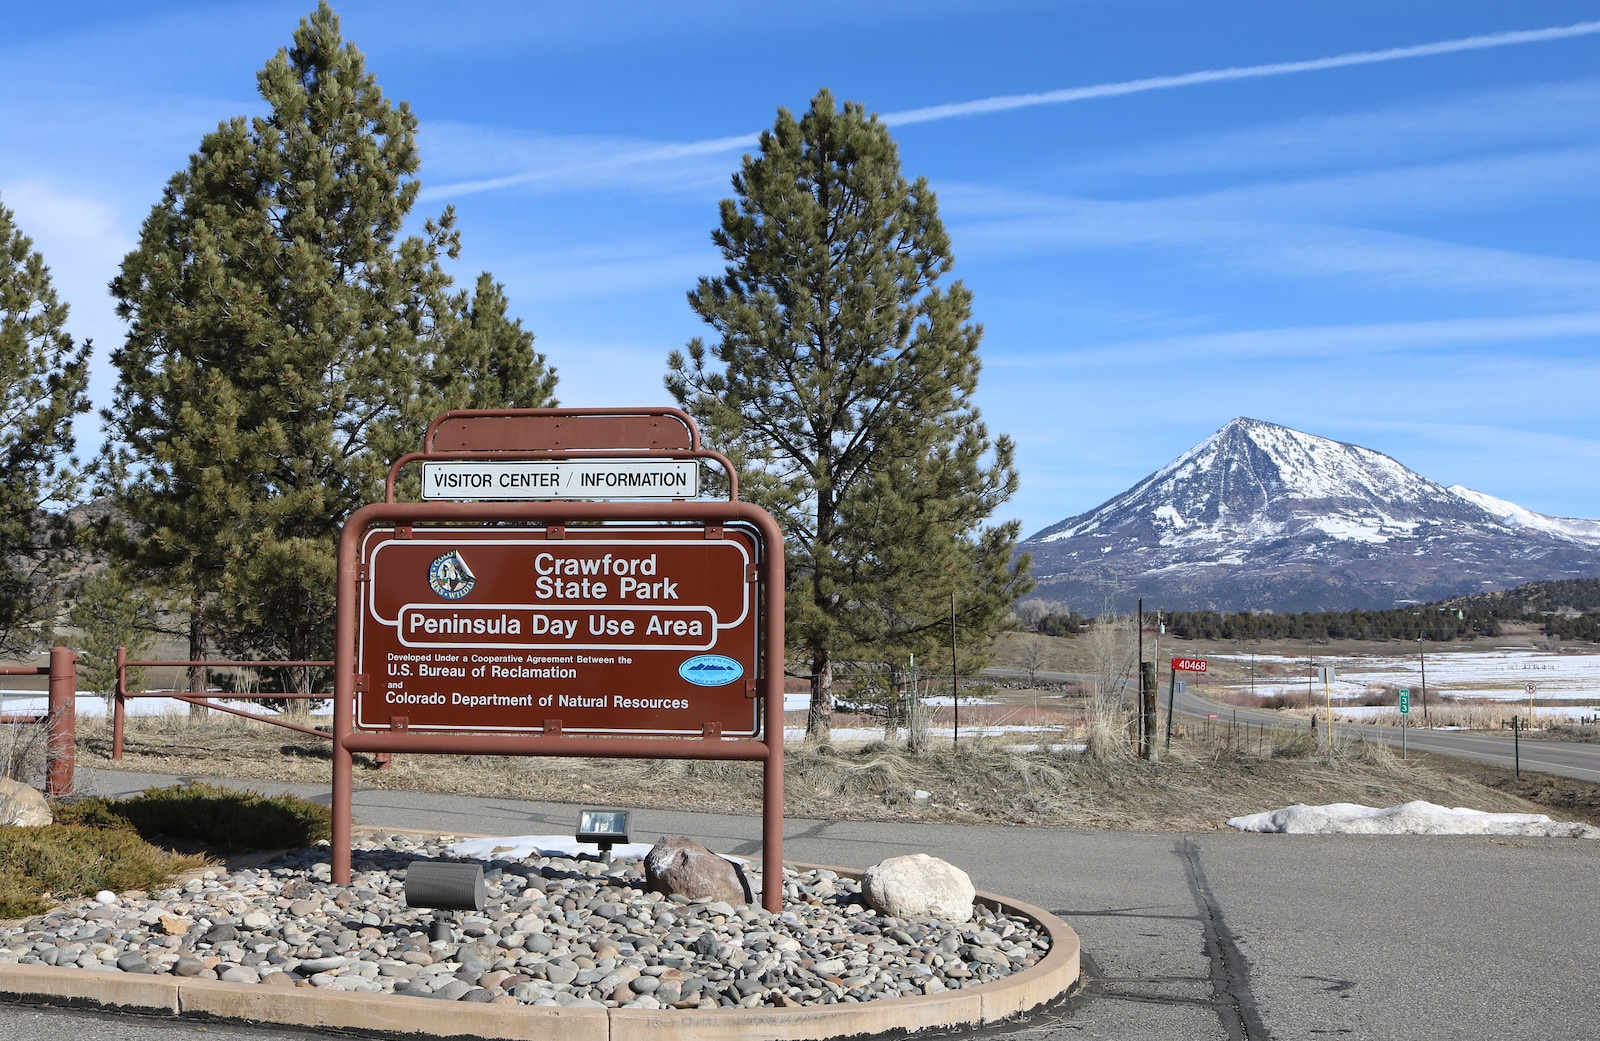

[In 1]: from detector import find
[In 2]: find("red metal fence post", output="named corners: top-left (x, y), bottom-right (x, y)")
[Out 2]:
top-left (46, 646), bottom-right (75, 795)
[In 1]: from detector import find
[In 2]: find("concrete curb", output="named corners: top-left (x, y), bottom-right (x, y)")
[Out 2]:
top-left (0, 875), bottom-right (1079, 1041)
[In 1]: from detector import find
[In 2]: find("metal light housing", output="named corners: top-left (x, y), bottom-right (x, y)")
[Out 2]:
top-left (576, 809), bottom-right (630, 861)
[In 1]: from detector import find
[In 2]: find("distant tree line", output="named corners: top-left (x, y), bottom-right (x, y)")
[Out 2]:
top-left (1037, 611), bottom-right (1089, 637)
top-left (1013, 599), bottom-right (1086, 636)
top-left (1015, 578), bottom-right (1600, 644)
top-left (1450, 578), bottom-right (1600, 644)
top-left (1160, 607), bottom-right (1494, 643)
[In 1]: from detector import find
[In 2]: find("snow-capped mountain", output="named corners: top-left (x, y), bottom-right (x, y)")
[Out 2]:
top-left (1022, 418), bottom-right (1600, 613)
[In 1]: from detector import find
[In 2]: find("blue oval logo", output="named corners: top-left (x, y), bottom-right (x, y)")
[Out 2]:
top-left (679, 654), bottom-right (744, 686)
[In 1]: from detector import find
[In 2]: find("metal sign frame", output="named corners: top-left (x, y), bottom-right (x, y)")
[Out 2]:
top-left (424, 407), bottom-right (699, 454)
top-left (331, 409), bottom-right (786, 911)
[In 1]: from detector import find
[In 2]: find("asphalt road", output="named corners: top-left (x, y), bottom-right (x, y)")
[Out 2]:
top-left (1168, 687), bottom-right (1600, 783)
top-left (1, 767), bottom-right (1595, 1041)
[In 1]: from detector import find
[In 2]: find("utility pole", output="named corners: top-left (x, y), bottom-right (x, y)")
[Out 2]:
top-left (1137, 598), bottom-right (1144, 751)
top-left (1419, 634), bottom-right (1429, 728)
top-left (950, 591), bottom-right (960, 749)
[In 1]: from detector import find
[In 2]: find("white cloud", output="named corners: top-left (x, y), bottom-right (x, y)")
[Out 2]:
top-left (1, 181), bottom-right (130, 352)
top-left (942, 181), bottom-right (1600, 304)
top-left (0, 181), bottom-right (135, 462)
top-left (419, 125), bottom-right (754, 202)
top-left (991, 312), bottom-right (1600, 368)
top-left (1157, 146), bottom-right (1600, 224)
top-left (880, 20), bottom-right (1600, 125)
top-left (490, 240), bottom-right (717, 304)
top-left (1060, 77), bottom-right (1600, 181)
top-left (420, 21), bottom-right (1600, 204)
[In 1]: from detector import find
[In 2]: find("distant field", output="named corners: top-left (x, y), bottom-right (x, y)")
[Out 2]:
top-left (988, 627), bottom-right (1600, 722)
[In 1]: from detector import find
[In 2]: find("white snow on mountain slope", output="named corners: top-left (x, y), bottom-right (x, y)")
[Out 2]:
top-left (1448, 485), bottom-right (1600, 544)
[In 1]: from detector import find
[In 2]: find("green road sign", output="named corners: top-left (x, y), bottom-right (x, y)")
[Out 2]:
top-left (1399, 688), bottom-right (1410, 714)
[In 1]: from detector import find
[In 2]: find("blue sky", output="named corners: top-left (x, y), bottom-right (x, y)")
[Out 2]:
top-left (4, 1), bottom-right (1600, 538)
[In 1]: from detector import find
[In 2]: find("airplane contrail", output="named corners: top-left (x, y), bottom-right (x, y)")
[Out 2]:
top-left (883, 20), bottom-right (1600, 126)
top-left (425, 20), bottom-right (1600, 200)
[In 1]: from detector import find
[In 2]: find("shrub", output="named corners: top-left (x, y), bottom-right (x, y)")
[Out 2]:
top-left (57, 782), bottom-right (330, 852)
top-left (0, 825), bottom-right (206, 918)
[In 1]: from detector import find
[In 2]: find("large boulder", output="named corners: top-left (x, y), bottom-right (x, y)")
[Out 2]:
top-left (0, 778), bottom-right (51, 827)
top-left (861, 853), bottom-right (975, 922)
top-left (644, 837), bottom-right (747, 904)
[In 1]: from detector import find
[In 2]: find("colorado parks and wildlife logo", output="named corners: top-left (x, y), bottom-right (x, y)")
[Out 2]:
top-left (428, 550), bottom-right (476, 600)
top-left (678, 654), bottom-right (743, 686)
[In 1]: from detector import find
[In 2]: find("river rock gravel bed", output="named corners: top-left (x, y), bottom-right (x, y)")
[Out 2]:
top-left (0, 834), bottom-right (1050, 1009)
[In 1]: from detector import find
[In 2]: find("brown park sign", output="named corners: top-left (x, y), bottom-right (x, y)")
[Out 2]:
top-left (356, 524), bottom-right (761, 736)
top-left (331, 407), bottom-right (788, 907)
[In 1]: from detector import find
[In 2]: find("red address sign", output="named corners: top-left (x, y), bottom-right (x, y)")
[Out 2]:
top-left (1172, 657), bottom-right (1208, 673)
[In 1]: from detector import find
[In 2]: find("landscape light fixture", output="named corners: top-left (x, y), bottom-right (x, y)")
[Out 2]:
top-left (576, 809), bottom-right (630, 862)
top-left (403, 861), bottom-right (486, 943)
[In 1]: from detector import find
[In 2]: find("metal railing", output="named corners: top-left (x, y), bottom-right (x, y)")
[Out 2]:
top-left (112, 647), bottom-right (342, 761)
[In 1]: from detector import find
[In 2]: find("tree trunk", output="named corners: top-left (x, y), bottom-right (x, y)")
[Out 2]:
top-left (286, 609), bottom-right (313, 722)
top-left (805, 653), bottom-right (833, 743)
top-left (187, 590), bottom-right (208, 719)
top-left (884, 663), bottom-right (905, 742)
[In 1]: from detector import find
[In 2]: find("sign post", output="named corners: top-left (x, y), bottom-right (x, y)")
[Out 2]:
top-left (1399, 688), bottom-right (1409, 758)
top-left (332, 409), bottom-right (788, 911)
top-left (1526, 681), bottom-right (1537, 726)
top-left (1168, 657), bottom-right (1207, 752)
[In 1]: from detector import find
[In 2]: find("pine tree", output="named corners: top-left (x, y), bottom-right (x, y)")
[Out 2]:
top-left (434, 273), bottom-right (558, 412)
top-left (667, 89), bottom-right (1030, 742)
top-left (66, 569), bottom-right (161, 704)
top-left (103, 3), bottom-right (554, 706)
top-left (0, 196), bottom-right (90, 656)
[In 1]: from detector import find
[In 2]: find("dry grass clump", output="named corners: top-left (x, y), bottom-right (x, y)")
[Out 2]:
top-left (1541, 721), bottom-right (1600, 744)
top-left (1338, 702), bottom-right (1526, 730)
top-left (1, 716), bottom-right (56, 787)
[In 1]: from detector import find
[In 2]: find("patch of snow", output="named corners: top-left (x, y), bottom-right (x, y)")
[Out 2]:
top-left (1311, 517), bottom-right (1393, 543)
top-left (781, 724), bottom-right (1069, 743)
top-left (1335, 704), bottom-right (1597, 721)
top-left (1211, 649), bottom-right (1600, 701)
top-left (1449, 485), bottom-right (1600, 543)
top-left (446, 835), bottom-right (716, 861)
top-left (1004, 743), bottom-right (1087, 753)
top-left (1228, 800), bottom-right (1600, 838)
top-left (0, 691), bottom-right (288, 717)
top-left (1152, 505), bottom-right (1187, 530)
top-left (784, 694), bottom-right (999, 713)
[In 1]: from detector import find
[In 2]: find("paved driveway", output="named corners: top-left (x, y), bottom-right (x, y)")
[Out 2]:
top-left (0, 769), bottom-right (1593, 1041)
